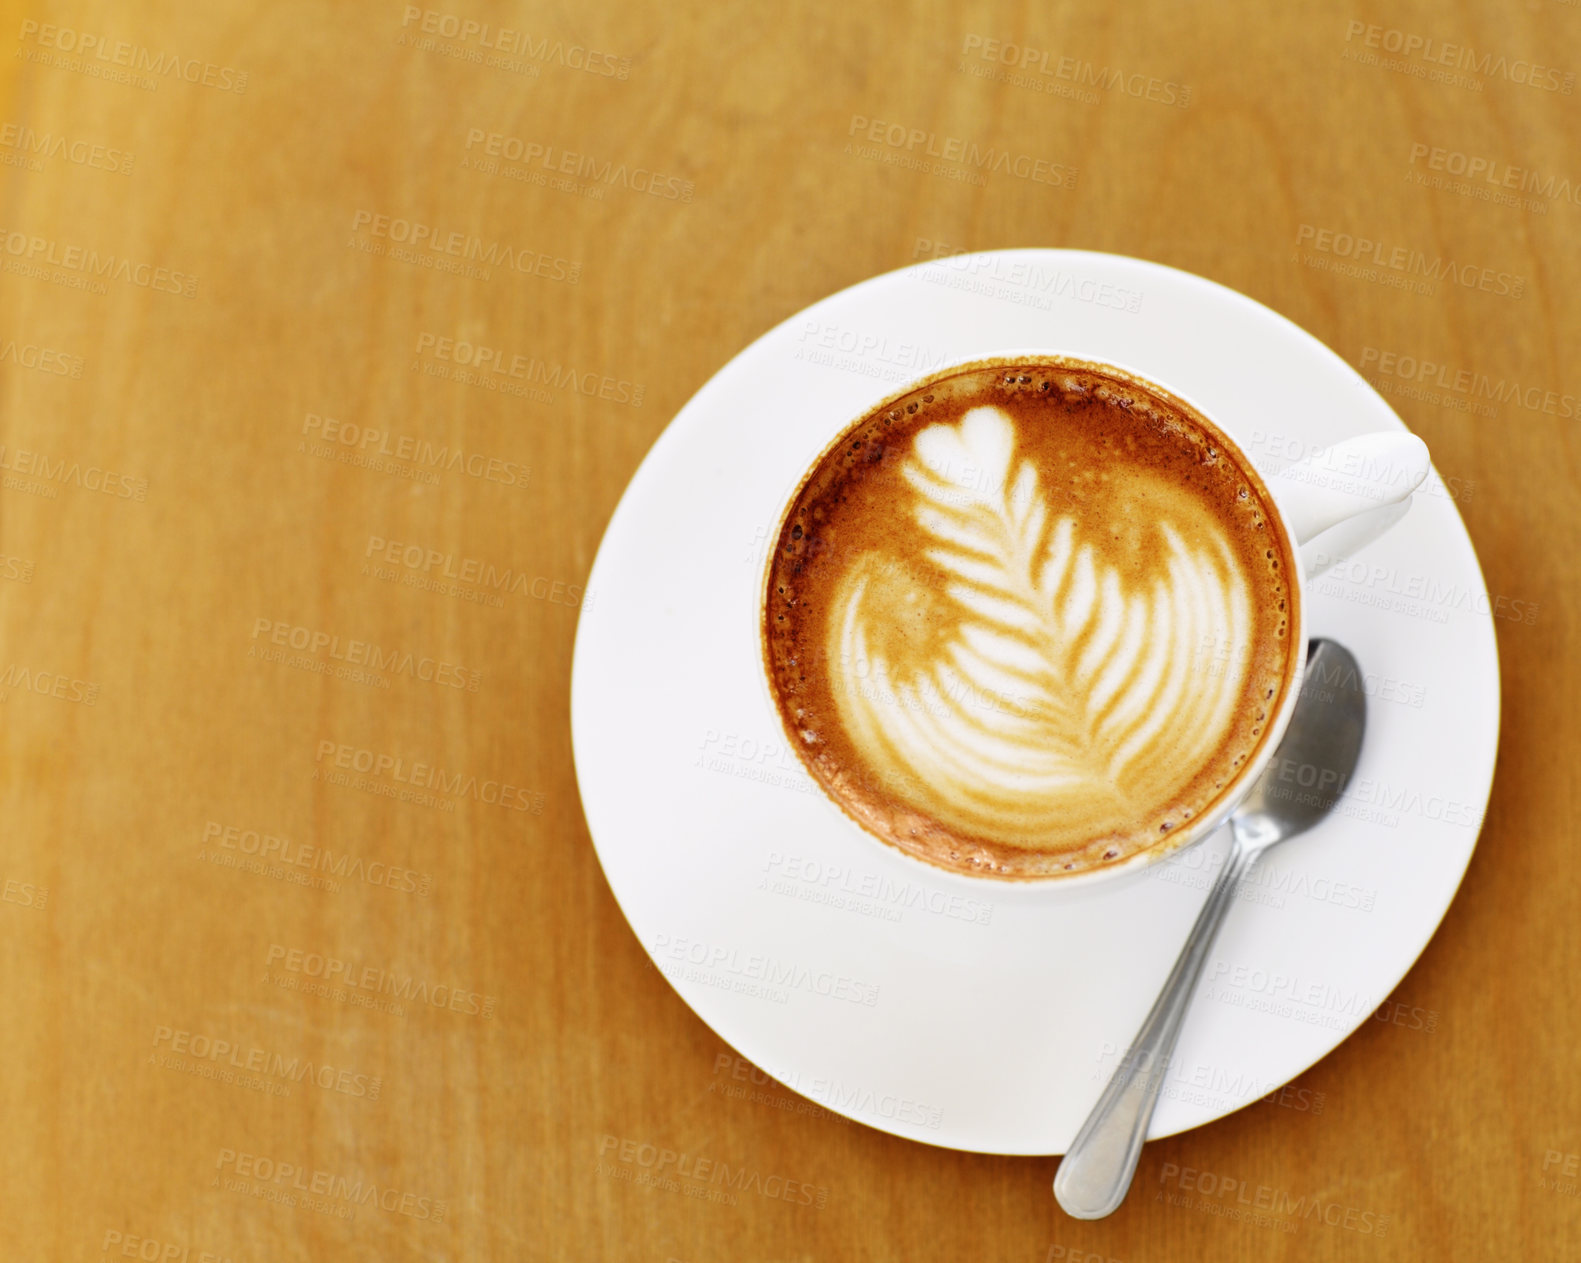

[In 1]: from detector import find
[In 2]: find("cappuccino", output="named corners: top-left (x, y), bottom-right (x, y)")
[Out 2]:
top-left (762, 358), bottom-right (1299, 879)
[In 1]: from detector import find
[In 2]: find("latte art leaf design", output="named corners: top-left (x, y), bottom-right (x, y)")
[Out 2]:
top-left (828, 406), bottom-right (1255, 841)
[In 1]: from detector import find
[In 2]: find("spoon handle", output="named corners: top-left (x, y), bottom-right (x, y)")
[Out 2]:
top-left (1053, 839), bottom-right (1256, 1219)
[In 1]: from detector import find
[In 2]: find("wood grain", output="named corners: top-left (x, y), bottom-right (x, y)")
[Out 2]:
top-left (2, 1), bottom-right (1577, 1259)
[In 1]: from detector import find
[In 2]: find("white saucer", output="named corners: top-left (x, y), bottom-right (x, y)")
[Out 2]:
top-left (570, 250), bottom-right (1499, 1156)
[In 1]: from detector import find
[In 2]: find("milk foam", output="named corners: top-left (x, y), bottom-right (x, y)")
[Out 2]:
top-left (825, 406), bottom-right (1255, 847)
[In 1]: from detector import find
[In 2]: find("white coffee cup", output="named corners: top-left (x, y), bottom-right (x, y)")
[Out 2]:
top-left (758, 352), bottom-right (1430, 886)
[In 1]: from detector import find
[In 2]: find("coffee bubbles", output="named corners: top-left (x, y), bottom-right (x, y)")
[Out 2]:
top-left (763, 359), bottom-right (1299, 881)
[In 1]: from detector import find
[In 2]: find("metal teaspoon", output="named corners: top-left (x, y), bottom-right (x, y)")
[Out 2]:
top-left (1054, 638), bottom-right (1367, 1219)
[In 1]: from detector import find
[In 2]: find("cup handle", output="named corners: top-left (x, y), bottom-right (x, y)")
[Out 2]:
top-left (1263, 433), bottom-right (1430, 580)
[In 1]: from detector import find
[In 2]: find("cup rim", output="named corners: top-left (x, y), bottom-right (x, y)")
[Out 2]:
top-left (753, 348), bottom-right (1310, 891)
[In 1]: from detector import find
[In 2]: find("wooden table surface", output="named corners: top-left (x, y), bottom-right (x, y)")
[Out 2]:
top-left (3, 1), bottom-right (1577, 1259)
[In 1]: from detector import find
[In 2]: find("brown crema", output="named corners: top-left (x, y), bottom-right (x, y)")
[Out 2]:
top-left (762, 357), bottom-right (1302, 880)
